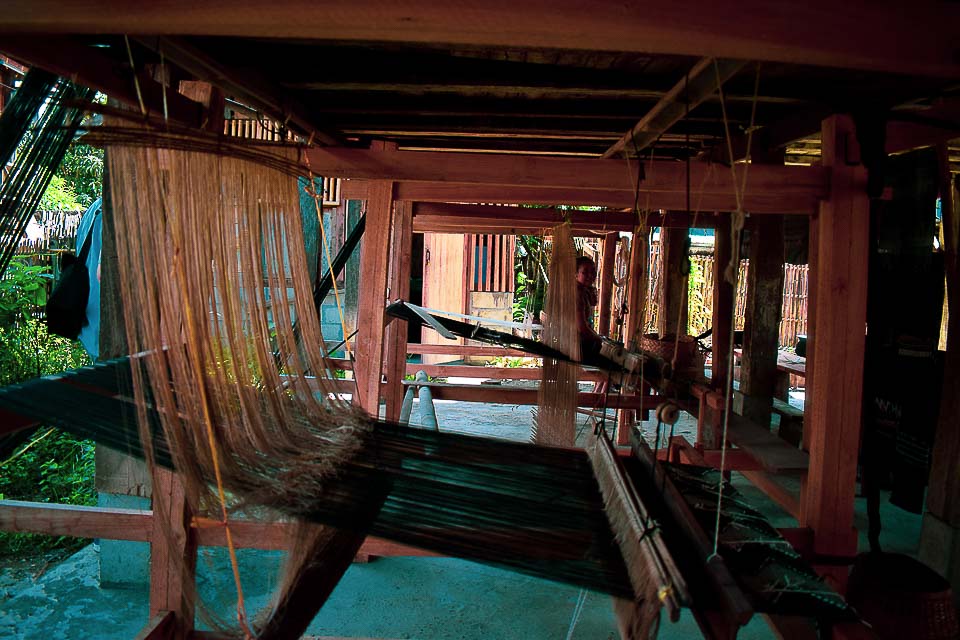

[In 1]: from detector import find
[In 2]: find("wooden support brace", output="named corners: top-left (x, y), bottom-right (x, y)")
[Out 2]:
top-left (597, 231), bottom-right (618, 337)
top-left (657, 226), bottom-right (689, 339)
top-left (712, 214), bottom-right (734, 396)
top-left (149, 469), bottom-right (197, 638)
top-left (617, 227), bottom-right (649, 445)
top-left (800, 115), bottom-right (869, 587)
top-left (741, 215), bottom-right (786, 428)
top-left (384, 200), bottom-right (413, 421)
top-left (354, 180), bottom-right (395, 415)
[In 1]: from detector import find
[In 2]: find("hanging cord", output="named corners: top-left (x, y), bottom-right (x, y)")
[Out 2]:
top-left (709, 62), bottom-right (762, 560)
top-left (667, 70), bottom-right (718, 379)
top-left (169, 218), bottom-right (252, 637)
top-left (564, 589), bottom-right (589, 640)
top-left (159, 43), bottom-right (169, 126)
top-left (123, 36), bottom-right (147, 117)
top-left (304, 164), bottom-right (353, 359)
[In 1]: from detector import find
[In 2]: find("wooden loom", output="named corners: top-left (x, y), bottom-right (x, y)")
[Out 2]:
top-left (0, 5), bottom-right (957, 637)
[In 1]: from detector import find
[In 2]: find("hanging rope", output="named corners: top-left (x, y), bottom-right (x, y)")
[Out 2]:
top-left (710, 61), bottom-right (762, 559)
top-left (304, 167), bottom-right (353, 359)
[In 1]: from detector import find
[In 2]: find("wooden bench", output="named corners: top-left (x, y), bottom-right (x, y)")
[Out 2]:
top-left (772, 397), bottom-right (803, 448)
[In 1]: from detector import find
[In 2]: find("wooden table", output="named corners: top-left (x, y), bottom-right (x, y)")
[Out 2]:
top-left (733, 349), bottom-right (806, 401)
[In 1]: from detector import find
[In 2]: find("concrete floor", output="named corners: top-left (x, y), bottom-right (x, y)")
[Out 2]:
top-left (0, 379), bottom-right (924, 639)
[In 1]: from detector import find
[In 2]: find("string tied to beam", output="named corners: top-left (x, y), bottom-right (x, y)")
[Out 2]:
top-left (303, 159), bottom-right (353, 361)
top-left (711, 60), bottom-right (762, 560)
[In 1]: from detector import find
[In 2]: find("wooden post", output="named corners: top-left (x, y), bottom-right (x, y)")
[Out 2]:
top-left (354, 180), bottom-right (395, 416)
top-left (617, 227), bottom-right (649, 445)
top-left (919, 149), bottom-right (960, 591)
top-left (597, 231), bottom-right (618, 337)
top-left (741, 215), bottom-right (786, 427)
top-left (799, 115), bottom-right (869, 585)
top-left (657, 226), bottom-right (689, 338)
top-left (712, 214), bottom-right (734, 395)
top-left (803, 214), bottom-right (819, 453)
top-left (384, 200), bottom-right (413, 422)
top-left (149, 468), bottom-right (197, 638)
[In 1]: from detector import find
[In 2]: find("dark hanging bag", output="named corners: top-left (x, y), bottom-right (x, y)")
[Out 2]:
top-left (46, 224), bottom-right (94, 339)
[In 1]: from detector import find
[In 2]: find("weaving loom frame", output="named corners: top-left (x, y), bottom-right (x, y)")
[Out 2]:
top-left (0, 6), bottom-right (956, 639)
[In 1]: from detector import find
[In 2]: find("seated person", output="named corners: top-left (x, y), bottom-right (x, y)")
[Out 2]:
top-left (575, 256), bottom-right (604, 366)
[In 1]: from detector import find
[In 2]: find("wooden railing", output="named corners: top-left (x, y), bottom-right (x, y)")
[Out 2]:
top-left (467, 233), bottom-right (515, 292)
top-left (644, 245), bottom-right (809, 349)
top-left (223, 117), bottom-right (341, 207)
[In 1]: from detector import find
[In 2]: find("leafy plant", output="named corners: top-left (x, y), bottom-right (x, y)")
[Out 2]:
top-left (0, 258), bottom-right (93, 557)
top-left (488, 355), bottom-right (537, 368)
top-left (0, 429), bottom-right (96, 557)
top-left (513, 236), bottom-right (548, 322)
top-left (39, 174), bottom-right (83, 212)
top-left (687, 258), bottom-right (712, 337)
top-left (0, 258), bottom-right (51, 324)
top-left (57, 142), bottom-right (104, 208)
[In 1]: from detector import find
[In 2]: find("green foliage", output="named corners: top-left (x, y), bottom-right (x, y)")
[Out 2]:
top-left (0, 258), bottom-right (51, 324)
top-left (58, 142), bottom-right (104, 208)
top-left (488, 355), bottom-right (536, 368)
top-left (513, 236), bottom-right (548, 322)
top-left (39, 174), bottom-right (82, 212)
top-left (0, 429), bottom-right (96, 557)
top-left (687, 258), bottom-right (712, 337)
top-left (0, 259), bottom-right (93, 557)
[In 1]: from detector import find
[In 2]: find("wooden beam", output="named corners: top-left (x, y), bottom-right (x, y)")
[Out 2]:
top-left (657, 227), bottom-right (689, 338)
top-left (740, 470), bottom-right (801, 519)
top-left (617, 226), bottom-right (649, 445)
top-left (597, 232), bottom-right (618, 337)
top-left (396, 181), bottom-right (819, 214)
top-left (149, 469), bottom-right (197, 637)
top-left (923, 154), bottom-right (960, 523)
top-left (256, 506), bottom-right (385, 640)
top-left (0, 499), bottom-right (152, 540)
top-left (414, 203), bottom-right (634, 233)
top-left (712, 215), bottom-right (734, 395)
top-left (725, 411), bottom-right (809, 473)
top-left (799, 115), bottom-right (869, 580)
top-left (403, 363), bottom-right (607, 382)
top-left (405, 343), bottom-right (527, 357)
top-left (886, 100), bottom-right (960, 155)
top-left (604, 58), bottom-right (746, 158)
top-left (134, 612), bottom-right (176, 640)
top-left (3, 1), bottom-right (959, 76)
top-left (0, 36), bottom-right (204, 128)
top-left (411, 203), bottom-right (715, 234)
top-left (305, 147), bottom-right (826, 202)
top-left (384, 200), bottom-right (413, 421)
top-left (354, 181), bottom-right (394, 415)
top-left (140, 36), bottom-right (341, 145)
top-left (404, 381), bottom-right (662, 409)
top-left (740, 215), bottom-right (785, 427)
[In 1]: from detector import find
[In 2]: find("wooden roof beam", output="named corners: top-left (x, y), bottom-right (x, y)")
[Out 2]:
top-left (138, 36), bottom-right (342, 145)
top-left (411, 202), bottom-right (715, 234)
top-left (0, 36), bottom-right (205, 128)
top-left (2, 1), bottom-right (958, 77)
top-left (603, 58), bottom-right (746, 159)
top-left (305, 147), bottom-right (824, 214)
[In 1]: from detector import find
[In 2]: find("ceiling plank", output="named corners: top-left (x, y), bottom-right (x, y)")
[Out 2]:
top-left (1, 1), bottom-right (958, 77)
top-left (603, 58), bottom-right (746, 158)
